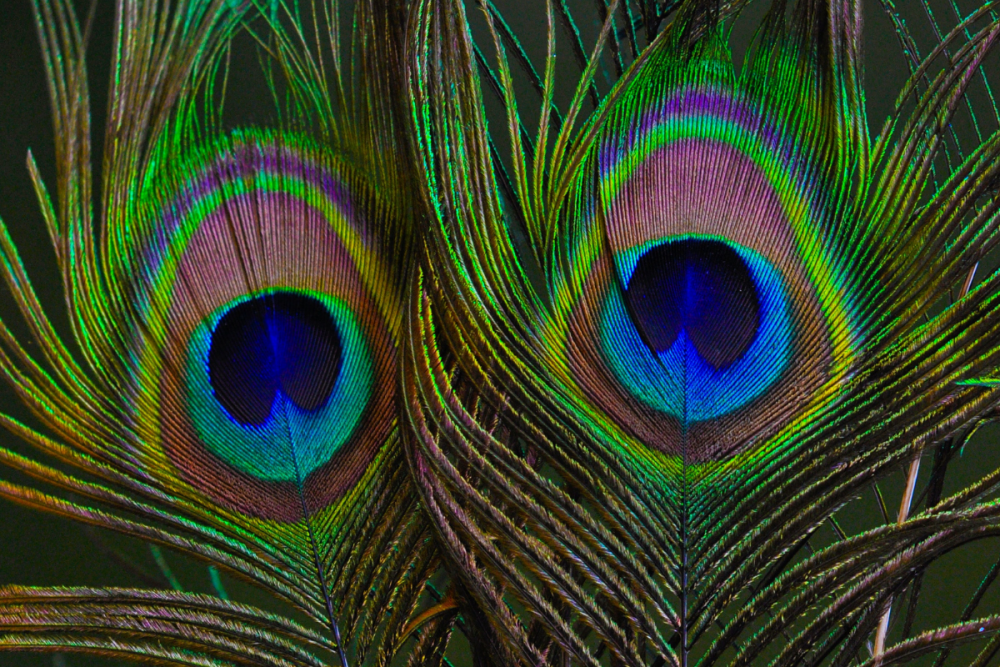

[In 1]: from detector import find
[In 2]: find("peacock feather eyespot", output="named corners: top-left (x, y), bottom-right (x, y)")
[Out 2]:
top-left (555, 62), bottom-right (861, 463)
top-left (188, 289), bottom-right (372, 478)
top-left (602, 233), bottom-right (794, 420)
top-left (132, 131), bottom-right (398, 520)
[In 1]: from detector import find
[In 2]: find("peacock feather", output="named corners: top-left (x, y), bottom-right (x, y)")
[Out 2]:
top-left (0, 1), bottom-right (447, 665)
top-left (1, 0), bottom-right (1000, 666)
top-left (404, 0), bottom-right (1000, 664)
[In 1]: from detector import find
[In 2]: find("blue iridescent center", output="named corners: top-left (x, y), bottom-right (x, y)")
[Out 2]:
top-left (208, 293), bottom-right (342, 425)
top-left (601, 237), bottom-right (792, 422)
top-left (184, 290), bottom-right (373, 482)
top-left (625, 239), bottom-right (759, 370)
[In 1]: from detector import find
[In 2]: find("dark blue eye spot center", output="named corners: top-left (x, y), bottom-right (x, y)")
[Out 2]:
top-left (208, 292), bottom-right (343, 426)
top-left (625, 239), bottom-right (760, 369)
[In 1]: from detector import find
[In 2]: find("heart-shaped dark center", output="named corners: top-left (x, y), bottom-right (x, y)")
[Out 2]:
top-left (625, 239), bottom-right (760, 369)
top-left (208, 293), bottom-right (342, 425)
